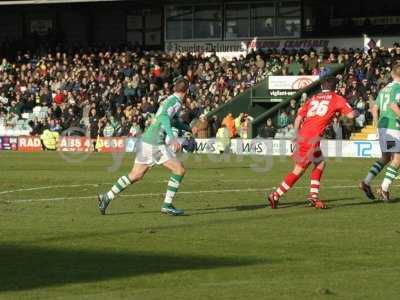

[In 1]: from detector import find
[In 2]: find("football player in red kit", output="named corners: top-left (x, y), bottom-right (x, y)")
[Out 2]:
top-left (268, 77), bottom-right (358, 209)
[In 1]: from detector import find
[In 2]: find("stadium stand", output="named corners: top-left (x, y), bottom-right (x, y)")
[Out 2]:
top-left (0, 44), bottom-right (399, 139)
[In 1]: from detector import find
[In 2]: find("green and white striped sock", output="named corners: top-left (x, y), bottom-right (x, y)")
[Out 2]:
top-left (364, 161), bottom-right (384, 184)
top-left (382, 166), bottom-right (398, 192)
top-left (164, 174), bottom-right (184, 204)
top-left (106, 175), bottom-right (132, 201)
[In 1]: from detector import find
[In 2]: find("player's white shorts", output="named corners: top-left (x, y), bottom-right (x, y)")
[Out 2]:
top-left (379, 128), bottom-right (400, 152)
top-left (134, 141), bottom-right (176, 166)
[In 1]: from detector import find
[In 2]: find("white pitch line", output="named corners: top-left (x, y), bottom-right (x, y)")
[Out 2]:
top-left (0, 178), bottom-right (359, 195)
top-left (0, 183), bottom-right (102, 195)
top-left (6, 189), bottom-right (257, 204)
top-left (3, 184), bottom-right (391, 204)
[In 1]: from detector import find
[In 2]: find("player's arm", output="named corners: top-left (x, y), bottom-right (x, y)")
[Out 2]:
top-left (159, 113), bottom-right (181, 151)
top-left (293, 115), bottom-right (304, 131)
top-left (371, 103), bottom-right (379, 127)
top-left (158, 113), bottom-right (175, 140)
top-left (292, 114), bottom-right (303, 142)
top-left (337, 96), bottom-right (358, 119)
top-left (389, 86), bottom-right (400, 118)
top-left (389, 102), bottom-right (400, 118)
top-left (294, 99), bottom-right (309, 131)
top-left (292, 101), bottom-right (308, 140)
top-left (344, 110), bottom-right (358, 119)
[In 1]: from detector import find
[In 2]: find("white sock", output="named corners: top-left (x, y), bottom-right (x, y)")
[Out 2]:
top-left (364, 161), bottom-right (383, 184)
top-left (164, 190), bottom-right (175, 204)
top-left (364, 173), bottom-right (375, 185)
top-left (163, 175), bottom-right (183, 204)
top-left (107, 191), bottom-right (115, 200)
top-left (382, 178), bottom-right (391, 192)
top-left (106, 175), bottom-right (131, 201)
top-left (381, 166), bottom-right (398, 192)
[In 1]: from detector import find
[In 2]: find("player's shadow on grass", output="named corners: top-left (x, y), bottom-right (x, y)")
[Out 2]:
top-left (0, 244), bottom-right (264, 292)
top-left (280, 197), bottom-right (357, 208)
top-left (111, 195), bottom-right (400, 216)
top-left (189, 196), bottom-right (391, 214)
top-left (108, 204), bottom-right (267, 216)
top-left (282, 196), bottom-right (400, 209)
top-left (189, 204), bottom-right (267, 215)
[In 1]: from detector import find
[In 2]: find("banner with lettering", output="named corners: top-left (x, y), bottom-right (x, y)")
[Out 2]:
top-left (165, 36), bottom-right (400, 59)
top-left (17, 136), bottom-right (42, 152)
top-left (267, 75), bottom-right (319, 98)
top-left (58, 136), bottom-right (93, 152)
top-left (96, 137), bottom-right (126, 153)
top-left (0, 136), bottom-right (382, 158)
top-left (0, 136), bottom-right (18, 150)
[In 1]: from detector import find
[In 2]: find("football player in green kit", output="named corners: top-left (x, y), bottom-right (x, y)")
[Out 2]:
top-left (360, 64), bottom-right (400, 202)
top-left (98, 79), bottom-right (193, 215)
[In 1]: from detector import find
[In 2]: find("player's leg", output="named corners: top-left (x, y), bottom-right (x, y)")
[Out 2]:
top-left (161, 158), bottom-right (186, 216)
top-left (97, 141), bottom-right (154, 215)
top-left (98, 163), bottom-right (150, 215)
top-left (308, 160), bottom-right (327, 209)
top-left (107, 163), bottom-right (150, 202)
top-left (378, 153), bottom-right (400, 202)
top-left (268, 141), bottom-right (315, 209)
top-left (268, 163), bottom-right (306, 209)
top-left (359, 153), bottom-right (390, 200)
top-left (377, 128), bottom-right (400, 201)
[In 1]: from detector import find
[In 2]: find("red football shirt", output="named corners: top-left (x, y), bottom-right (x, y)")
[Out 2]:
top-left (297, 91), bottom-right (352, 141)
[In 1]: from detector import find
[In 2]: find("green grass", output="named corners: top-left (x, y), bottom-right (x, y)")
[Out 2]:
top-left (1, 151), bottom-right (400, 300)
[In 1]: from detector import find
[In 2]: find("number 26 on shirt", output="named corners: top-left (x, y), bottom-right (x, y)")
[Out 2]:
top-left (307, 100), bottom-right (330, 117)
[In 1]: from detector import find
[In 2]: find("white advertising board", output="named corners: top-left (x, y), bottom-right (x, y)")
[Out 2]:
top-left (268, 76), bottom-right (319, 90)
top-left (193, 139), bottom-right (381, 158)
top-left (0, 135), bottom-right (382, 158)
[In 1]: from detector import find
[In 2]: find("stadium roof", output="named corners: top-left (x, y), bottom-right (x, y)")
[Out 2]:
top-left (0, 0), bottom-right (125, 5)
top-left (0, 0), bottom-right (233, 4)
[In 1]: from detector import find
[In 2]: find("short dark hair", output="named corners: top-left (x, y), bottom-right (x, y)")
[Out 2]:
top-left (174, 79), bottom-right (189, 93)
top-left (321, 77), bottom-right (338, 91)
top-left (392, 64), bottom-right (400, 77)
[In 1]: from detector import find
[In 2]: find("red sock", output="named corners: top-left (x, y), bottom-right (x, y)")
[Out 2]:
top-left (310, 167), bottom-right (324, 199)
top-left (276, 172), bottom-right (301, 196)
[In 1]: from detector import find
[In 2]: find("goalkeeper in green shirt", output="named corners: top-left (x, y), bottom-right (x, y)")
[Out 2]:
top-left (360, 64), bottom-right (400, 202)
top-left (98, 79), bottom-right (195, 216)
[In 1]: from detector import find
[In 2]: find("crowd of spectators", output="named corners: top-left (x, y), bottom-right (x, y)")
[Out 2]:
top-left (0, 47), bottom-right (270, 139)
top-left (258, 44), bottom-right (400, 140)
top-left (0, 43), bottom-right (399, 142)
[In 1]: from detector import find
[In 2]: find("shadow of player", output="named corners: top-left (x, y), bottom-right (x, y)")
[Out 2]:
top-left (0, 244), bottom-right (263, 292)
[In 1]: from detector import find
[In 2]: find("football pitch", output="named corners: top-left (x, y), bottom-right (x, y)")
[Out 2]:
top-left (1, 151), bottom-right (400, 300)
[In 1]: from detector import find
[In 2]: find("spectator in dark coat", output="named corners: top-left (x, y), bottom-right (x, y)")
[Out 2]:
top-left (259, 118), bottom-right (277, 138)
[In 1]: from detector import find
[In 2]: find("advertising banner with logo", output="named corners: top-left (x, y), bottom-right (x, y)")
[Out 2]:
top-left (18, 136), bottom-right (42, 152)
top-left (1, 135), bottom-right (382, 158)
top-left (165, 36), bottom-right (399, 59)
top-left (341, 140), bottom-right (380, 158)
top-left (96, 137), bottom-right (126, 153)
top-left (58, 136), bottom-right (92, 152)
top-left (193, 139), bottom-right (381, 158)
top-left (0, 136), bottom-right (18, 150)
top-left (267, 75), bottom-right (319, 98)
top-left (165, 39), bottom-right (333, 53)
top-left (194, 139), bottom-right (294, 156)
